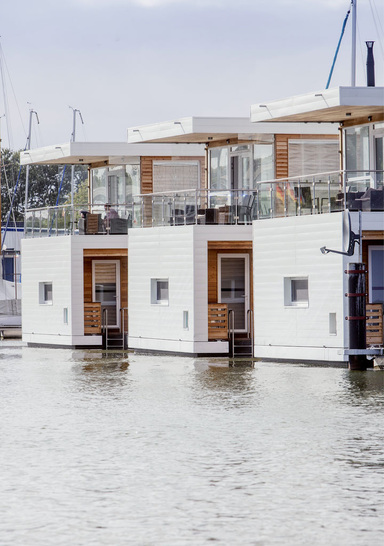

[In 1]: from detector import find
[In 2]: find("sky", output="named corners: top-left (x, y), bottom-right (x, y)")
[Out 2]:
top-left (1, 0), bottom-right (383, 150)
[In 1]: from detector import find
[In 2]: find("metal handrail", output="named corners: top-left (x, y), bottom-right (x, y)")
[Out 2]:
top-left (120, 307), bottom-right (128, 350)
top-left (228, 309), bottom-right (235, 359)
top-left (247, 309), bottom-right (254, 358)
top-left (102, 308), bottom-right (109, 350)
top-left (24, 169), bottom-right (383, 237)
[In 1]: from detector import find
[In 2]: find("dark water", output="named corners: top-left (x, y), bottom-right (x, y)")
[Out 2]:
top-left (0, 342), bottom-right (383, 546)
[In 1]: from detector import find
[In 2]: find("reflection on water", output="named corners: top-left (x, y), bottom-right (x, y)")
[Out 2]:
top-left (345, 370), bottom-right (384, 402)
top-left (0, 341), bottom-right (383, 546)
top-left (72, 351), bottom-right (130, 393)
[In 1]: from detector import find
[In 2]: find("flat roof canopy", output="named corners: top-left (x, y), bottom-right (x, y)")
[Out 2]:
top-left (20, 141), bottom-right (204, 166)
top-left (251, 86), bottom-right (384, 124)
top-left (127, 116), bottom-right (338, 144)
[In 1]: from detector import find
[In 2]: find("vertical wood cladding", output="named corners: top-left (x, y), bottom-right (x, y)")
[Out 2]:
top-left (140, 157), bottom-right (205, 194)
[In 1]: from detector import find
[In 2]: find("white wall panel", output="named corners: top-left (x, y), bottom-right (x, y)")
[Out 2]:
top-left (128, 225), bottom-right (252, 354)
top-left (21, 234), bottom-right (127, 346)
top-left (253, 213), bottom-right (346, 362)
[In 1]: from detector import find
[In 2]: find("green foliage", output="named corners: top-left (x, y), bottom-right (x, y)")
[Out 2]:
top-left (1, 148), bottom-right (88, 223)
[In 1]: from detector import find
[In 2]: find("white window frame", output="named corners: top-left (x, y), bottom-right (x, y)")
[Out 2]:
top-left (92, 260), bottom-right (121, 328)
top-left (39, 282), bottom-right (53, 305)
top-left (218, 253), bottom-right (250, 333)
top-left (284, 276), bottom-right (309, 308)
top-left (368, 246), bottom-right (384, 304)
top-left (151, 278), bottom-right (169, 306)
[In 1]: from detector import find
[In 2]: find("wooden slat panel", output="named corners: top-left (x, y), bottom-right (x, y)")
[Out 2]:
top-left (208, 303), bottom-right (228, 340)
top-left (84, 302), bottom-right (101, 334)
top-left (86, 213), bottom-right (100, 234)
top-left (94, 262), bottom-right (116, 283)
top-left (366, 304), bottom-right (383, 346)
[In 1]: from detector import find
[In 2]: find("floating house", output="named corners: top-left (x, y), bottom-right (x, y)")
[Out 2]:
top-left (21, 118), bottom-right (352, 361)
top-left (20, 141), bottom-right (204, 347)
top-left (250, 87), bottom-right (384, 366)
top-left (125, 89), bottom-right (383, 366)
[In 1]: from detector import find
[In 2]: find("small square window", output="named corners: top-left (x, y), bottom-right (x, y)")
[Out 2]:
top-left (39, 282), bottom-right (53, 305)
top-left (151, 279), bottom-right (169, 305)
top-left (291, 279), bottom-right (308, 303)
top-left (284, 277), bottom-right (308, 307)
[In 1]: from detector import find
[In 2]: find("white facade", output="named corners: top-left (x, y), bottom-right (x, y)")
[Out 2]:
top-left (252, 212), bottom-right (348, 362)
top-left (21, 235), bottom-right (127, 347)
top-left (128, 224), bottom-right (251, 355)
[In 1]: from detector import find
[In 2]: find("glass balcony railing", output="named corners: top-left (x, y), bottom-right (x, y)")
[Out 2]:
top-left (24, 170), bottom-right (383, 237)
top-left (24, 204), bottom-right (132, 238)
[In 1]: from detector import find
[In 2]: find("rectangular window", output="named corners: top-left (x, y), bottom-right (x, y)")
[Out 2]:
top-left (254, 143), bottom-right (274, 183)
top-left (329, 313), bottom-right (337, 335)
top-left (209, 148), bottom-right (229, 190)
top-left (284, 277), bottom-right (309, 307)
top-left (183, 311), bottom-right (189, 330)
top-left (151, 279), bottom-right (169, 305)
top-left (153, 161), bottom-right (200, 193)
top-left (288, 139), bottom-right (339, 177)
top-left (39, 282), bottom-right (53, 305)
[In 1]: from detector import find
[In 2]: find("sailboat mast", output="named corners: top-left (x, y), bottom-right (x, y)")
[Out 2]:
top-left (69, 107), bottom-right (84, 206)
top-left (351, 0), bottom-right (357, 86)
top-left (0, 119), bottom-right (2, 252)
top-left (24, 109), bottom-right (39, 218)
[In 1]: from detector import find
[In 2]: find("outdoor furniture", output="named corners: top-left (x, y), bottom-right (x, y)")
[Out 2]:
top-left (356, 188), bottom-right (384, 211)
top-left (237, 194), bottom-right (256, 223)
top-left (110, 217), bottom-right (129, 234)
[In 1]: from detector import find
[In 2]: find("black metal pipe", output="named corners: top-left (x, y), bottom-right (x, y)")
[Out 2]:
top-left (366, 41), bottom-right (375, 87)
top-left (346, 263), bottom-right (369, 370)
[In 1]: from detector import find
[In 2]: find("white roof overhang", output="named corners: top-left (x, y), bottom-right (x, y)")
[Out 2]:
top-left (250, 86), bottom-right (384, 124)
top-left (127, 116), bottom-right (338, 144)
top-left (20, 141), bottom-right (205, 166)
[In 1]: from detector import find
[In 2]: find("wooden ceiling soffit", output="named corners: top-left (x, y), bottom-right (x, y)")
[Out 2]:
top-left (361, 231), bottom-right (384, 241)
top-left (208, 241), bottom-right (252, 250)
top-left (83, 248), bottom-right (128, 257)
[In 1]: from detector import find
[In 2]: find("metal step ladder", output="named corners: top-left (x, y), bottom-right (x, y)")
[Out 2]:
top-left (228, 309), bottom-right (254, 358)
top-left (102, 308), bottom-right (128, 351)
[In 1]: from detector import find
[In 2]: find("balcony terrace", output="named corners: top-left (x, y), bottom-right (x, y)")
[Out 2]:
top-left (24, 169), bottom-right (383, 238)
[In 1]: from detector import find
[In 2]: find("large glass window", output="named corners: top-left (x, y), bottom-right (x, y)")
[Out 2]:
top-left (210, 148), bottom-right (228, 190)
top-left (91, 164), bottom-right (140, 205)
top-left (254, 143), bottom-right (274, 183)
top-left (345, 126), bottom-right (370, 172)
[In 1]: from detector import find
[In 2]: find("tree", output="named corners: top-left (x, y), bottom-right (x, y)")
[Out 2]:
top-left (1, 148), bottom-right (88, 224)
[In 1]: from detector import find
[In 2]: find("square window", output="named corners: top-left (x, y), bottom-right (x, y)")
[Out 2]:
top-left (284, 277), bottom-right (308, 307)
top-left (291, 279), bottom-right (308, 303)
top-left (39, 282), bottom-right (53, 305)
top-left (151, 279), bottom-right (169, 305)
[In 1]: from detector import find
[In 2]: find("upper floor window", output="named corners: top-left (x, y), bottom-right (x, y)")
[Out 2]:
top-left (345, 126), bottom-right (370, 172)
top-left (288, 139), bottom-right (339, 177)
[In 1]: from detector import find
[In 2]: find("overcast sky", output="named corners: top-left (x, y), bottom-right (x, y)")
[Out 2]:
top-left (1, 0), bottom-right (383, 150)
